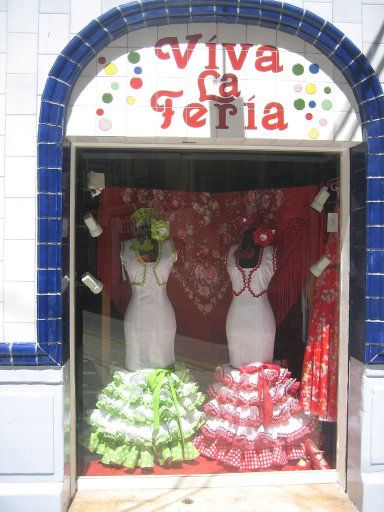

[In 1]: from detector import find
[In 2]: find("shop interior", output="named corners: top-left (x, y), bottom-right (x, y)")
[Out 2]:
top-left (75, 149), bottom-right (340, 476)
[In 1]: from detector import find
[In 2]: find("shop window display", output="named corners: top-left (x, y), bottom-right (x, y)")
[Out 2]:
top-left (76, 150), bottom-right (340, 476)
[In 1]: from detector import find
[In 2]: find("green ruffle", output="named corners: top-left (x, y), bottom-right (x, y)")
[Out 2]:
top-left (88, 365), bottom-right (205, 468)
top-left (88, 431), bottom-right (200, 468)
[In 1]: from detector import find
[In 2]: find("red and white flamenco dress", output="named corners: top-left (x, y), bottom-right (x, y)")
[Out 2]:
top-left (193, 244), bottom-right (314, 470)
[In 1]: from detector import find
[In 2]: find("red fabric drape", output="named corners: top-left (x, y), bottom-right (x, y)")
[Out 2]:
top-left (97, 186), bottom-right (325, 342)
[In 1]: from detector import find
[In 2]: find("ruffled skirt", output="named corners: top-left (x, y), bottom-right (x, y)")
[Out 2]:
top-left (193, 364), bottom-right (314, 470)
top-left (88, 365), bottom-right (205, 468)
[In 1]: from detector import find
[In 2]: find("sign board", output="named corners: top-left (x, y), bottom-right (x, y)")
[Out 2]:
top-left (66, 24), bottom-right (361, 143)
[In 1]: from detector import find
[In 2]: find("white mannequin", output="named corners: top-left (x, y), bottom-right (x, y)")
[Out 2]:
top-left (226, 242), bottom-right (277, 368)
top-left (121, 238), bottom-right (177, 370)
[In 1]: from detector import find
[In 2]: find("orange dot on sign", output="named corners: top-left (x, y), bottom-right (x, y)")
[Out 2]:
top-left (130, 77), bottom-right (143, 89)
top-left (96, 108), bottom-right (104, 116)
top-left (305, 113), bottom-right (313, 120)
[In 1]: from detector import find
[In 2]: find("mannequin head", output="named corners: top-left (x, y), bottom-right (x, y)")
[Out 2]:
top-left (130, 207), bottom-right (170, 257)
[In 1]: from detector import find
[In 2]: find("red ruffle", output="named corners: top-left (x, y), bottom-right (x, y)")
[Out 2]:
top-left (193, 436), bottom-right (308, 470)
top-left (214, 366), bottom-right (300, 394)
top-left (208, 382), bottom-right (301, 408)
top-left (204, 399), bottom-right (302, 428)
top-left (199, 421), bottom-right (314, 451)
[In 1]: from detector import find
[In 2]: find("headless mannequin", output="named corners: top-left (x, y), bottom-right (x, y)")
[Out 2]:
top-left (237, 228), bottom-right (262, 269)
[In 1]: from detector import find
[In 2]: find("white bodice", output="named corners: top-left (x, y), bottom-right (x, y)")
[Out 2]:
top-left (121, 239), bottom-right (177, 371)
top-left (226, 244), bottom-right (277, 368)
top-left (121, 239), bottom-right (177, 289)
top-left (227, 245), bottom-right (276, 298)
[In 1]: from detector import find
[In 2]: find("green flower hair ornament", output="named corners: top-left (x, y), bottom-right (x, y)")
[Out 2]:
top-left (130, 238), bottom-right (153, 252)
top-left (151, 220), bottom-right (170, 242)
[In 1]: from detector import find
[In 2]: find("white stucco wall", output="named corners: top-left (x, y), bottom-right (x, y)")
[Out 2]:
top-left (0, 0), bottom-right (383, 345)
top-left (0, 2), bottom-right (384, 512)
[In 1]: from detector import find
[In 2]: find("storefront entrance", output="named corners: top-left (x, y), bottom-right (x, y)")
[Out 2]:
top-left (71, 146), bottom-right (349, 487)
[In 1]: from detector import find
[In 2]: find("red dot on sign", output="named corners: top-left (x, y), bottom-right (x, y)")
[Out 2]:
top-left (96, 108), bottom-right (104, 116)
top-left (98, 56), bottom-right (106, 64)
top-left (130, 77), bottom-right (143, 89)
top-left (305, 113), bottom-right (313, 120)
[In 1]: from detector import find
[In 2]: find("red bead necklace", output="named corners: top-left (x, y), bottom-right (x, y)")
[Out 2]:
top-left (233, 247), bottom-right (267, 298)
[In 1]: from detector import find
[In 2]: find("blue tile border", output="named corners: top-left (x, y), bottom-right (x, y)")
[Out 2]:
top-left (2, 0), bottom-right (383, 367)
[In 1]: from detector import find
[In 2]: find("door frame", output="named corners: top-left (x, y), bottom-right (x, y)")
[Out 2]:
top-left (69, 142), bottom-right (351, 492)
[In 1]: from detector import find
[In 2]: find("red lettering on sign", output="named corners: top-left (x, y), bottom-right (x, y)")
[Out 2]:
top-left (223, 43), bottom-right (252, 70)
top-left (262, 102), bottom-right (288, 130)
top-left (215, 103), bottom-right (237, 129)
top-left (219, 73), bottom-right (240, 99)
top-left (245, 96), bottom-right (257, 130)
top-left (255, 45), bottom-right (283, 73)
top-left (151, 90), bottom-right (183, 129)
top-left (198, 70), bottom-right (239, 103)
top-left (183, 102), bottom-right (207, 127)
top-left (155, 34), bottom-right (202, 69)
top-left (205, 40), bottom-right (219, 70)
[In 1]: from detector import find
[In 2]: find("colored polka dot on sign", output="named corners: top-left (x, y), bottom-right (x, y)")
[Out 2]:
top-left (99, 118), bottom-right (112, 131)
top-left (308, 127), bottom-right (319, 139)
top-left (102, 92), bottom-right (113, 103)
top-left (111, 82), bottom-right (119, 90)
top-left (130, 77), bottom-right (143, 89)
top-left (319, 118), bottom-right (327, 126)
top-left (324, 86), bottom-right (331, 94)
top-left (322, 99), bottom-right (332, 110)
top-left (294, 84), bottom-right (302, 92)
top-left (305, 113), bottom-right (313, 120)
top-left (104, 63), bottom-right (117, 75)
top-left (134, 66), bottom-right (142, 75)
top-left (128, 51), bottom-right (140, 64)
top-left (309, 100), bottom-right (316, 108)
top-left (309, 63), bottom-right (319, 74)
top-left (98, 56), bottom-right (106, 64)
top-left (294, 98), bottom-right (305, 110)
top-left (96, 108), bottom-right (104, 116)
top-left (292, 64), bottom-right (304, 75)
top-left (126, 96), bottom-right (135, 105)
top-left (306, 83), bottom-right (316, 94)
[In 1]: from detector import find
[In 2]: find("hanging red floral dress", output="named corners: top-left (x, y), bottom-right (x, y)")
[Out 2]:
top-left (300, 225), bottom-right (339, 422)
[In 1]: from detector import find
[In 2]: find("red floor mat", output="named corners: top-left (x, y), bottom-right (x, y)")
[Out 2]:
top-left (82, 455), bottom-right (242, 476)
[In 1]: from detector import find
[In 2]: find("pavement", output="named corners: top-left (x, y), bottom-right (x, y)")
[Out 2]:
top-left (69, 484), bottom-right (358, 512)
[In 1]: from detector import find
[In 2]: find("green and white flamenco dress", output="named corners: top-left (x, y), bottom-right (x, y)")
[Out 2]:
top-left (88, 238), bottom-right (206, 468)
top-left (88, 365), bottom-right (205, 468)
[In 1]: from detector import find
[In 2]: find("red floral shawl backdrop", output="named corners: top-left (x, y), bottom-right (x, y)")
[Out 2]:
top-left (97, 186), bottom-right (325, 343)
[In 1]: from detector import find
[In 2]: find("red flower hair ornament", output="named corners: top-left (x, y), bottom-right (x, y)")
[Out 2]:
top-left (252, 228), bottom-right (275, 247)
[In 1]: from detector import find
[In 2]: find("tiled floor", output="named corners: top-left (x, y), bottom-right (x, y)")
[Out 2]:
top-left (69, 484), bottom-right (357, 512)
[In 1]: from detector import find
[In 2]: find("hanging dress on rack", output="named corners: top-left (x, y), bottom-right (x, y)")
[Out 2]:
top-left (87, 239), bottom-right (205, 468)
top-left (300, 226), bottom-right (340, 422)
top-left (193, 245), bottom-right (314, 470)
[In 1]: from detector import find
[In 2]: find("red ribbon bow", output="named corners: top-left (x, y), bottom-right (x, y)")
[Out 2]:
top-left (239, 364), bottom-right (280, 426)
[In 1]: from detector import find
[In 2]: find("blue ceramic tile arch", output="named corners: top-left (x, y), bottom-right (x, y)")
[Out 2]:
top-left (1, 0), bottom-right (383, 366)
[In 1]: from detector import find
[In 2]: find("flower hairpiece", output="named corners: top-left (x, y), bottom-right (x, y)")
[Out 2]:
top-left (252, 228), bottom-right (274, 247)
top-left (151, 220), bottom-right (170, 242)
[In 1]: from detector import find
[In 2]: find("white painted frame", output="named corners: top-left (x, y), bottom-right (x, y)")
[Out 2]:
top-left (68, 142), bottom-right (351, 492)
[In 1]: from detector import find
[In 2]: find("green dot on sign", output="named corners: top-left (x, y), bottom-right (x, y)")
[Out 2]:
top-left (324, 86), bottom-right (331, 94)
top-left (292, 64), bottom-right (304, 75)
top-left (294, 98), bottom-right (305, 110)
top-left (111, 82), bottom-right (119, 90)
top-left (102, 93), bottom-right (113, 103)
top-left (322, 99), bottom-right (332, 110)
top-left (128, 51), bottom-right (140, 64)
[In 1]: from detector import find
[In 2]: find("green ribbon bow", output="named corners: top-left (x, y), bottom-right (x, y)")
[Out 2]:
top-left (147, 367), bottom-right (185, 457)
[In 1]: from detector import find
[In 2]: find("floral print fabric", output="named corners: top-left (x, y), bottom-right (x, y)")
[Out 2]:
top-left (97, 186), bottom-right (322, 341)
top-left (300, 228), bottom-right (339, 422)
